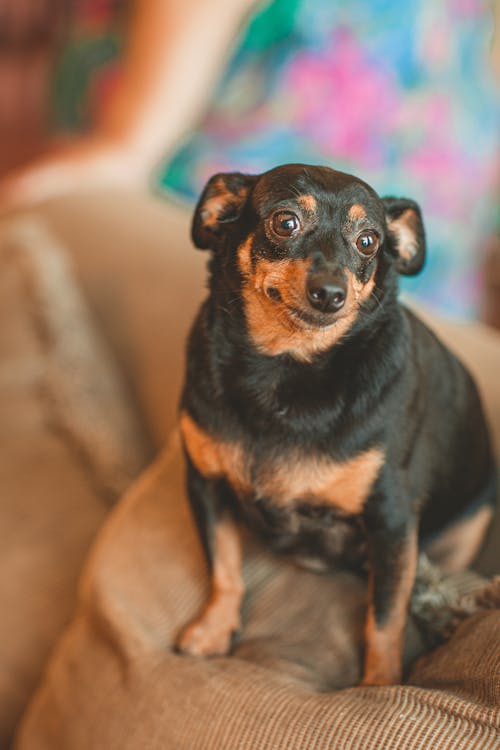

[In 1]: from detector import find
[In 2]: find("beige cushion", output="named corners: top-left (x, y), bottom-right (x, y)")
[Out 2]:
top-left (0, 218), bottom-right (150, 747)
top-left (3, 190), bottom-right (500, 747)
top-left (413, 307), bottom-right (500, 576)
top-left (0, 189), bottom-right (207, 747)
top-left (0, 191), bottom-right (206, 745)
top-left (15, 437), bottom-right (499, 750)
top-left (23, 190), bottom-right (206, 446)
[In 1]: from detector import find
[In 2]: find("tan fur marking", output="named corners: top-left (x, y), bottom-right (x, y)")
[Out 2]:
top-left (201, 177), bottom-right (247, 229)
top-left (350, 269), bottom-right (376, 304)
top-left (425, 504), bottom-right (493, 574)
top-left (259, 448), bottom-right (385, 514)
top-left (238, 237), bottom-right (377, 362)
top-left (362, 530), bottom-right (418, 685)
top-left (298, 194), bottom-right (317, 214)
top-left (179, 411), bottom-right (251, 495)
top-left (201, 195), bottom-right (227, 229)
top-left (237, 235), bottom-right (253, 277)
top-left (388, 209), bottom-right (418, 261)
top-left (177, 518), bottom-right (244, 656)
top-left (181, 411), bottom-right (383, 514)
top-left (348, 204), bottom-right (367, 221)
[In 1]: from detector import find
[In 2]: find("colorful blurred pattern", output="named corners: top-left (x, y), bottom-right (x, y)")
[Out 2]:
top-left (57, 0), bottom-right (500, 317)
top-left (53, 0), bottom-right (126, 130)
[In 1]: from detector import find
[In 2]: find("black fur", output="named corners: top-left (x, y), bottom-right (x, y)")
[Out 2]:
top-left (180, 164), bottom-right (495, 676)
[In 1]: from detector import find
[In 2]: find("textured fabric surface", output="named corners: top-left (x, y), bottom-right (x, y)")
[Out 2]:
top-left (0, 218), bottom-right (149, 748)
top-left (2, 191), bottom-right (499, 748)
top-left (0, 193), bottom-right (206, 747)
top-left (2, 218), bottom-right (151, 498)
top-left (15, 437), bottom-right (500, 750)
top-left (26, 190), bottom-right (206, 448)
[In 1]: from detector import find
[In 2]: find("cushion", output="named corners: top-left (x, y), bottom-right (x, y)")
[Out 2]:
top-left (0, 219), bottom-right (150, 747)
top-left (413, 306), bottom-right (500, 576)
top-left (15, 436), bottom-right (499, 750)
top-left (4, 192), bottom-right (500, 748)
top-left (25, 190), bottom-right (207, 447)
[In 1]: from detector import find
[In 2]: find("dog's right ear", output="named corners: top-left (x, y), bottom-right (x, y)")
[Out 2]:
top-left (191, 172), bottom-right (256, 250)
top-left (383, 197), bottom-right (426, 276)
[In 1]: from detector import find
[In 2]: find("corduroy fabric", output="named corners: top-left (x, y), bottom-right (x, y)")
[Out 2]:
top-left (15, 436), bottom-right (499, 750)
top-left (0, 218), bottom-right (149, 747)
top-left (2, 191), bottom-right (499, 747)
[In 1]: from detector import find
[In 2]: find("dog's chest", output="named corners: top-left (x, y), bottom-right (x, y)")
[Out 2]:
top-left (180, 411), bottom-right (384, 518)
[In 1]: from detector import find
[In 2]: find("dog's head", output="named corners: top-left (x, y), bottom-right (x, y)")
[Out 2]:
top-left (191, 164), bottom-right (425, 361)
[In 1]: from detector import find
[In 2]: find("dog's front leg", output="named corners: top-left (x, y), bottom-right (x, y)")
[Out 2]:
top-left (177, 456), bottom-right (244, 657)
top-left (361, 499), bottom-right (418, 686)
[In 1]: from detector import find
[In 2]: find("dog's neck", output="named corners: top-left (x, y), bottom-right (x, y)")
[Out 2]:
top-left (204, 265), bottom-right (407, 430)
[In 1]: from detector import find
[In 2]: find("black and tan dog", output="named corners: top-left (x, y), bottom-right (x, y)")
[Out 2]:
top-left (177, 164), bottom-right (496, 685)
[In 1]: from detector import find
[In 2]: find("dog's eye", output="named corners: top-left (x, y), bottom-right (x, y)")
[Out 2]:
top-left (271, 211), bottom-right (300, 237)
top-left (355, 231), bottom-right (379, 255)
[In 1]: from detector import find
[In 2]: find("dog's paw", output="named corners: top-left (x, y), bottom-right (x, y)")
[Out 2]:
top-left (359, 676), bottom-right (392, 687)
top-left (359, 667), bottom-right (401, 687)
top-left (176, 616), bottom-right (239, 657)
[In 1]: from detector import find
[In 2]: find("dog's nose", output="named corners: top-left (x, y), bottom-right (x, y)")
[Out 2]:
top-left (306, 273), bottom-right (346, 313)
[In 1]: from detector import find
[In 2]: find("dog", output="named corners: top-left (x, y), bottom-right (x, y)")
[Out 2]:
top-left (177, 164), bottom-right (496, 685)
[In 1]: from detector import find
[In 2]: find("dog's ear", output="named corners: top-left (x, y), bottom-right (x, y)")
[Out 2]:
top-left (191, 172), bottom-right (256, 250)
top-left (383, 197), bottom-right (426, 276)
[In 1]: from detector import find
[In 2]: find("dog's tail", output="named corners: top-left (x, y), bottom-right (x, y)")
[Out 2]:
top-left (410, 555), bottom-right (500, 647)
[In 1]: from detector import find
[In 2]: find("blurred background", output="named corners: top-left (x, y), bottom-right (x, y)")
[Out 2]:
top-left (0, 0), bottom-right (499, 323)
top-left (0, 0), bottom-right (67, 174)
top-left (0, 0), bottom-right (124, 174)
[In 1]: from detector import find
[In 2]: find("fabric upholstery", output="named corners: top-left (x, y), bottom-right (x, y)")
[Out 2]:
top-left (24, 190), bottom-right (207, 447)
top-left (15, 437), bottom-right (499, 750)
top-left (0, 190), bottom-right (498, 748)
top-left (0, 191), bottom-right (206, 746)
top-left (0, 217), bottom-right (150, 747)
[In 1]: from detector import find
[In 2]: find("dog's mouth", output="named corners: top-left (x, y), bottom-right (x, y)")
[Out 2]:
top-left (287, 306), bottom-right (339, 329)
top-left (264, 286), bottom-right (342, 329)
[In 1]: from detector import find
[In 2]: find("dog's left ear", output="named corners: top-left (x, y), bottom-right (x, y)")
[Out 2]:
top-left (383, 197), bottom-right (426, 276)
top-left (191, 172), bottom-right (257, 250)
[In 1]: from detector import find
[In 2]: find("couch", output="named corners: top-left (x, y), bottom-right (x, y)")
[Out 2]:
top-left (0, 190), bottom-right (498, 749)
